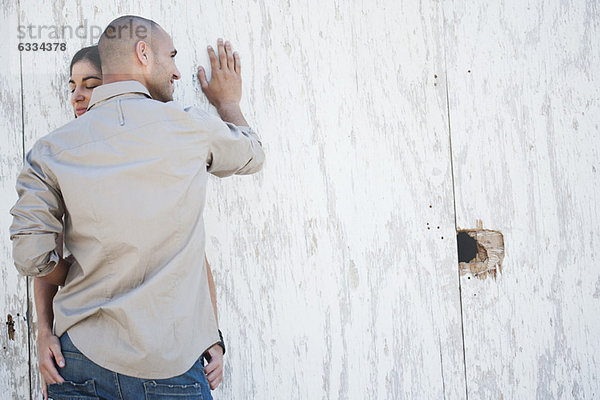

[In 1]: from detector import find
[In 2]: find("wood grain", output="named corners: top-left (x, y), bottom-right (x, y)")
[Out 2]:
top-left (0, 1), bottom-right (29, 399)
top-left (3, 0), bottom-right (599, 399)
top-left (444, 0), bottom-right (600, 398)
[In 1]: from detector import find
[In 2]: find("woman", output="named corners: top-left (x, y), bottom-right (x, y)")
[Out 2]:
top-left (36, 45), bottom-right (220, 399)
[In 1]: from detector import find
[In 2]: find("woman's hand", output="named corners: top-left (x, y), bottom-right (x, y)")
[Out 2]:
top-left (203, 343), bottom-right (224, 390)
top-left (38, 330), bottom-right (65, 400)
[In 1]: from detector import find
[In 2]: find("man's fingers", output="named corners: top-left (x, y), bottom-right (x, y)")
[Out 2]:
top-left (41, 361), bottom-right (64, 384)
top-left (197, 66), bottom-right (209, 89)
top-left (217, 38), bottom-right (228, 71)
top-left (40, 352), bottom-right (65, 384)
top-left (233, 52), bottom-right (241, 74)
top-left (225, 41), bottom-right (234, 71)
top-left (51, 343), bottom-right (65, 368)
top-left (207, 45), bottom-right (219, 71)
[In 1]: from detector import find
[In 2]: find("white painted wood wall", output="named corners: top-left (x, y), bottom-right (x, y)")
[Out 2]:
top-left (1, 0), bottom-right (599, 399)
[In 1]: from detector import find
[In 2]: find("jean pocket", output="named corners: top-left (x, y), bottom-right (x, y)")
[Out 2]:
top-left (62, 350), bottom-right (91, 361)
top-left (143, 380), bottom-right (208, 399)
top-left (47, 379), bottom-right (99, 399)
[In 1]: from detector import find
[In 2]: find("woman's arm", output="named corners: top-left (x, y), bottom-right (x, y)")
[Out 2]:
top-left (35, 277), bottom-right (65, 400)
top-left (205, 253), bottom-right (218, 326)
top-left (204, 253), bottom-right (224, 390)
top-left (36, 233), bottom-right (66, 400)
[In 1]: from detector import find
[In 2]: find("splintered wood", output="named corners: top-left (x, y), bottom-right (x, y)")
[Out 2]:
top-left (458, 229), bottom-right (504, 280)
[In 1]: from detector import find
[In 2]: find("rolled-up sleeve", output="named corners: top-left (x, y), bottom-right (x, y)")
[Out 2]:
top-left (9, 144), bottom-right (64, 277)
top-left (206, 122), bottom-right (265, 177)
top-left (184, 107), bottom-right (264, 178)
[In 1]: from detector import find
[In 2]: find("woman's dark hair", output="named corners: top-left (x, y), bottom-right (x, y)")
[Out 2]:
top-left (69, 45), bottom-right (101, 76)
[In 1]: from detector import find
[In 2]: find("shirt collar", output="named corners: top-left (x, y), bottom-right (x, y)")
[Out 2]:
top-left (88, 80), bottom-right (152, 111)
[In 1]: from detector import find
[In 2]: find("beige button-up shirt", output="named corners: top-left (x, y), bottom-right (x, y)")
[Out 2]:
top-left (10, 80), bottom-right (264, 378)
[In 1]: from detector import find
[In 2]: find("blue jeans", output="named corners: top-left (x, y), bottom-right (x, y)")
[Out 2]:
top-left (47, 332), bottom-right (213, 400)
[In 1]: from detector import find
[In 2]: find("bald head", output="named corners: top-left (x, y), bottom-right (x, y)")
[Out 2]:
top-left (98, 15), bottom-right (166, 74)
top-left (97, 15), bottom-right (181, 102)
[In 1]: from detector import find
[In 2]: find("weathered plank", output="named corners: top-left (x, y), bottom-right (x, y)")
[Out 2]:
top-left (190, 0), bottom-right (466, 398)
top-left (8, 0), bottom-right (468, 399)
top-left (17, 2), bottom-right (75, 397)
top-left (444, 0), bottom-right (600, 398)
top-left (0, 1), bottom-right (29, 399)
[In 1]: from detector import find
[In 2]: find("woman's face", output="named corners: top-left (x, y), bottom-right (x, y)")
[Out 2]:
top-left (69, 60), bottom-right (102, 117)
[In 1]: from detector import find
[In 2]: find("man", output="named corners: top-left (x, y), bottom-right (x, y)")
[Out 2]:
top-left (10, 15), bottom-right (264, 399)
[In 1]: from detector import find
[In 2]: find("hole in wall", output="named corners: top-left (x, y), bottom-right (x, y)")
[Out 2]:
top-left (457, 231), bottom-right (478, 262)
top-left (457, 222), bottom-right (504, 280)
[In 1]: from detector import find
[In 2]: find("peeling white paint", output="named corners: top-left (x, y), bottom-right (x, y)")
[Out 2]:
top-left (1, 0), bottom-right (599, 399)
top-left (445, 0), bottom-right (600, 398)
top-left (0, 2), bottom-right (30, 400)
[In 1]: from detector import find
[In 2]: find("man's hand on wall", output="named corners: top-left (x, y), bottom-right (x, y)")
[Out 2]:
top-left (198, 38), bottom-right (241, 108)
top-left (197, 38), bottom-right (248, 126)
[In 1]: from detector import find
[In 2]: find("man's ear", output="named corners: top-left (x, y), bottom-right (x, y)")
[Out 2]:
top-left (135, 41), bottom-right (150, 66)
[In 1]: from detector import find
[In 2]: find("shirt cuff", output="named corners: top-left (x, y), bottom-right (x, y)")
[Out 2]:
top-left (236, 126), bottom-right (262, 146)
top-left (38, 250), bottom-right (60, 277)
top-left (11, 233), bottom-right (61, 277)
